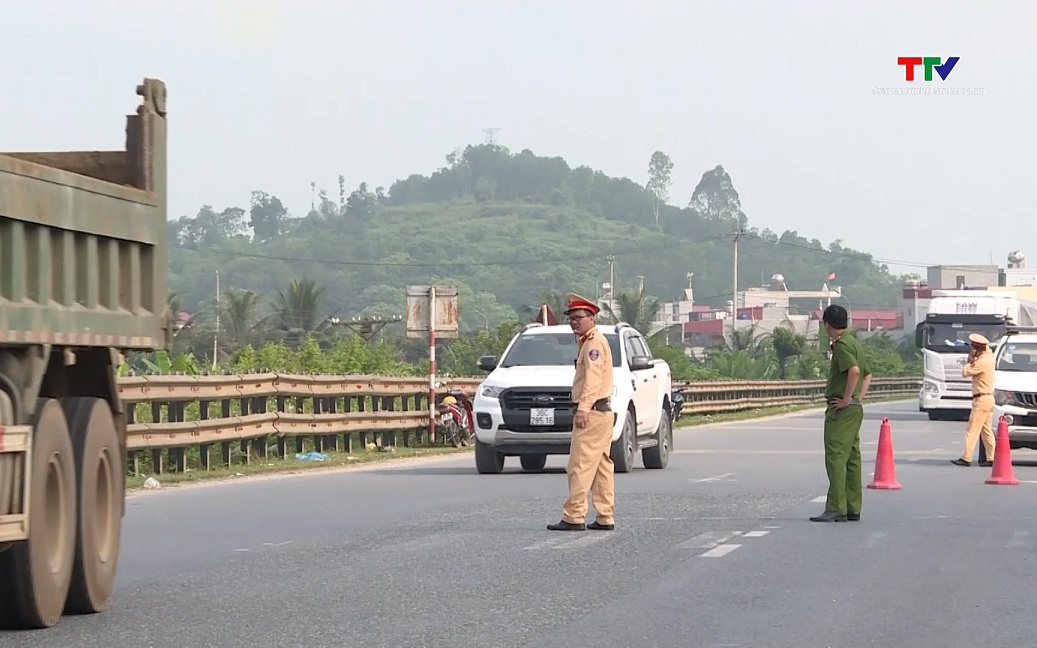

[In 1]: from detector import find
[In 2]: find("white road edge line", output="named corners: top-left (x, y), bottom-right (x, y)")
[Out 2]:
top-left (701, 544), bottom-right (741, 558)
top-left (811, 495), bottom-right (826, 503)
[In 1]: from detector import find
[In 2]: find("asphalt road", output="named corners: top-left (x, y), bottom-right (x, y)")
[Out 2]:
top-left (5, 400), bottom-right (1037, 648)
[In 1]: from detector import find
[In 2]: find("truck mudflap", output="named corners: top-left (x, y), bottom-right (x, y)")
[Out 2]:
top-left (0, 424), bottom-right (32, 544)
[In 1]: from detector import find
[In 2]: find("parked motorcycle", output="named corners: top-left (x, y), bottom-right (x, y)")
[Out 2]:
top-left (437, 389), bottom-right (475, 448)
top-left (671, 385), bottom-right (686, 424)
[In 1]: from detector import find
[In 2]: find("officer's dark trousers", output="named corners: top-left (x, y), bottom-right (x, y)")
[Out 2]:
top-left (823, 403), bottom-right (864, 514)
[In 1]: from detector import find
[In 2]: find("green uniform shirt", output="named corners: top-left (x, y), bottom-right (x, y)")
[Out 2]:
top-left (825, 332), bottom-right (871, 399)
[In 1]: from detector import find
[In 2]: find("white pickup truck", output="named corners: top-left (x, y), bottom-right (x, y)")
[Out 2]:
top-left (470, 322), bottom-right (674, 474)
top-left (991, 325), bottom-right (1037, 463)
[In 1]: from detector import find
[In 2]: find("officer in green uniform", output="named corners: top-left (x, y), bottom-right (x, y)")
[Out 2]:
top-left (811, 304), bottom-right (872, 523)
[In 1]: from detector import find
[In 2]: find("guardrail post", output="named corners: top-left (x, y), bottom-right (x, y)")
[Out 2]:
top-left (199, 399), bottom-right (211, 471)
top-left (382, 396), bottom-right (396, 447)
top-left (293, 395), bottom-right (305, 455)
top-left (238, 395), bottom-right (251, 465)
top-left (220, 399), bottom-right (232, 468)
top-left (356, 394), bottom-right (368, 449)
top-left (171, 400), bottom-right (187, 472)
top-left (150, 399), bottom-right (163, 475)
top-left (126, 403), bottom-right (140, 476)
top-left (251, 395), bottom-right (268, 461)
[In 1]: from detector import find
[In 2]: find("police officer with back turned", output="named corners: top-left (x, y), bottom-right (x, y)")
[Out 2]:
top-left (548, 293), bottom-right (616, 532)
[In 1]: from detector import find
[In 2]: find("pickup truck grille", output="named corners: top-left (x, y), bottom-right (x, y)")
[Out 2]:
top-left (1013, 392), bottom-right (1037, 408)
top-left (500, 388), bottom-right (574, 433)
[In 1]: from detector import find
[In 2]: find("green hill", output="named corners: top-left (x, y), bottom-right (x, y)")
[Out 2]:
top-left (167, 144), bottom-right (910, 337)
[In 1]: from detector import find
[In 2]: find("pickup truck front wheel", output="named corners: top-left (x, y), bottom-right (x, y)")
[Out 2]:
top-left (474, 438), bottom-right (504, 474)
top-left (611, 412), bottom-right (636, 473)
top-left (642, 405), bottom-right (671, 469)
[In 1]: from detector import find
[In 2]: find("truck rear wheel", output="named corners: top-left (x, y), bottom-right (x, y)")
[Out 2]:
top-left (62, 397), bottom-right (123, 615)
top-left (0, 398), bottom-right (76, 629)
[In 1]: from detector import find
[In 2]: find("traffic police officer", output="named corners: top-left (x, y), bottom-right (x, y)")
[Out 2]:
top-left (811, 304), bottom-right (872, 523)
top-left (952, 332), bottom-right (996, 467)
top-left (548, 293), bottom-right (616, 531)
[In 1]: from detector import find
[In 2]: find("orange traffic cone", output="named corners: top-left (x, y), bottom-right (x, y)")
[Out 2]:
top-left (867, 417), bottom-right (902, 490)
top-left (985, 415), bottom-right (1019, 485)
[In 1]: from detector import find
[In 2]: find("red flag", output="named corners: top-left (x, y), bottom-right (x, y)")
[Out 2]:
top-left (533, 304), bottom-right (559, 325)
top-left (827, 271), bottom-right (836, 281)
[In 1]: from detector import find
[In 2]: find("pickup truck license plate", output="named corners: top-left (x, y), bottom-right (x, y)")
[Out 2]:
top-left (530, 408), bottom-right (554, 426)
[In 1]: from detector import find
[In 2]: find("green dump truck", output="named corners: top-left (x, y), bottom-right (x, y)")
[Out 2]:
top-left (0, 78), bottom-right (171, 629)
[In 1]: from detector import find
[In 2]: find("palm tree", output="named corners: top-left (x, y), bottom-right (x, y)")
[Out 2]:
top-left (272, 278), bottom-right (334, 348)
top-left (600, 290), bottom-right (675, 340)
top-left (219, 288), bottom-right (264, 349)
top-left (766, 325), bottom-right (807, 379)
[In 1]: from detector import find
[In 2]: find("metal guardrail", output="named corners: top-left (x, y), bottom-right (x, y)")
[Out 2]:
top-left (114, 373), bottom-right (921, 475)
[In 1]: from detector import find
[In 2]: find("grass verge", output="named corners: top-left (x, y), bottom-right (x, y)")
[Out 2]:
top-left (127, 396), bottom-right (915, 491)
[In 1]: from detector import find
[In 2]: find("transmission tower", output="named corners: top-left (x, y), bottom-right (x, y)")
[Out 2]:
top-left (482, 128), bottom-right (500, 145)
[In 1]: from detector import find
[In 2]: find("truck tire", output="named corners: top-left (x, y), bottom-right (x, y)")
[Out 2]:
top-left (474, 438), bottom-right (504, 474)
top-left (611, 412), bottom-right (636, 474)
top-left (0, 398), bottom-right (77, 630)
top-left (61, 397), bottom-right (123, 615)
top-left (642, 405), bottom-right (672, 469)
top-left (519, 454), bottom-right (547, 471)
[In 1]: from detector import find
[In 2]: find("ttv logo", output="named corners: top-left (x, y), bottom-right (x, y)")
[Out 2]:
top-left (897, 56), bottom-right (960, 81)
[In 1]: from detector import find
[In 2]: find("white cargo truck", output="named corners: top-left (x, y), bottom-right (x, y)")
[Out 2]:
top-left (916, 289), bottom-right (1037, 420)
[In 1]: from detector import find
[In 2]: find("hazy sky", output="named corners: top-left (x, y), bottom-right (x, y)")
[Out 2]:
top-left (1, 0), bottom-right (1032, 277)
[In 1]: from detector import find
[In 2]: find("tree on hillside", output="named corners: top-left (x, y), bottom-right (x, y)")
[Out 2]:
top-left (646, 151), bottom-right (674, 226)
top-left (168, 206), bottom-right (248, 249)
top-left (250, 190), bottom-right (291, 243)
top-left (345, 182), bottom-right (380, 219)
top-left (689, 165), bottom-right (746, 228)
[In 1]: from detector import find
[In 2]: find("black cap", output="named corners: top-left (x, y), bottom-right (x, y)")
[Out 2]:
top-left (822, 304), bottom-right (848, 329)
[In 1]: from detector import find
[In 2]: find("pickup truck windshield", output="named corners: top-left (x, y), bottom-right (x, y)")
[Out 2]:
top-left (996, 341), bottom-right (1037, 372)
top-left (500, 332), bottom-right (622, 368)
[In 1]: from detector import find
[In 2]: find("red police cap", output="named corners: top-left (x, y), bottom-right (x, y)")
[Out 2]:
top-left (564, 292), bottom-right (600, 316)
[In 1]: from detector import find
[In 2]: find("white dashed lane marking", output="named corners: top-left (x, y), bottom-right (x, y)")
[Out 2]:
top-left (692, 472), bottom-right (738, 483)
top-left (701, 544), bottom-right (742, 558)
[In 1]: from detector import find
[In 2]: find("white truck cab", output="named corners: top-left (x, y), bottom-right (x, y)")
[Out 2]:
top-left (471, 322), bottom-right (673, 474)
top-left (991, 326), bottom-right (1037, 461)
top-left (917, 290), bottom-right (1037, 420)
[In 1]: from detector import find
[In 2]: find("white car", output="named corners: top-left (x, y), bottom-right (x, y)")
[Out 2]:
top-left (992, 327), bottom-right (1037, 462)
top-left (471, 322), bottom-right (673, 474)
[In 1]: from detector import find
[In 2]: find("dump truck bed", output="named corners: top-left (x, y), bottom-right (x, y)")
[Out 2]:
top-left (0, 82), bottom-right (170, 351)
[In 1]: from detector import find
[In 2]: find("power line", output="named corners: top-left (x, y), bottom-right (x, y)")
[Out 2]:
top-left (170, 234), bottom-right (731, 269)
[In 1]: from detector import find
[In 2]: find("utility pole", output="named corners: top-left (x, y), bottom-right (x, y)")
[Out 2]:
top-left (212, 270), bottom-right (220, 370)
top-left (636, 275), bottom-right (646, 322)
top-left (482, 128), bottom-right (500, 145)
top-left (731, 228), bottom-right (748, 342)
top-left (606, 254), bottom-right (616, 320)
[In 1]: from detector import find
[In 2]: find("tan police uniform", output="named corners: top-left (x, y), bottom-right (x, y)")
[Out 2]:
top-left (548, 292), bottom-right (616, 531)
top-left (957, 332), bottom-right (996, 465)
